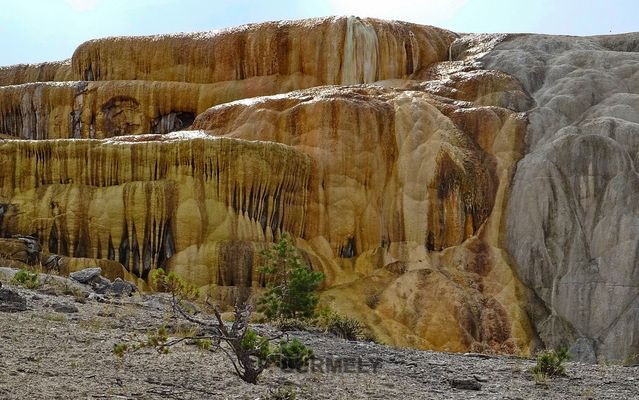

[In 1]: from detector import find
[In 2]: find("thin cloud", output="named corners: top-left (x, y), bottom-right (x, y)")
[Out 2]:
top-left (327, 0), bottom-right (469, 24)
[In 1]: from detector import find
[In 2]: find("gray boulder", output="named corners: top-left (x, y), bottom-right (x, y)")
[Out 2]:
top-left (69, 268), bottom-right (102, 284)
top-left (69, 267), bottom-right (114, 294)
top-left (91, 276), bottom-right (112, 294)
top-left (109, 278), bottom-right (137, 297)
top-left (0, 287), bottom-right (27, 312)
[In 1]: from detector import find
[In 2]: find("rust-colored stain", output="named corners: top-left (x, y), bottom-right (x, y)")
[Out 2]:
top-left (426, 150), bottom-right (498, 251)
top-left (0, 17), bottom-right (535, 355)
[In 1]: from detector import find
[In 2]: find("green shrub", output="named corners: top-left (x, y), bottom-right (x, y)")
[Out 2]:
top-left (12, 269), bottom-right (40, 289)
top-left (240, 329), bottom-right (272, 361)
top-left (194, 338), bottom-right (213, 351)
top-left (531, 348), bottom-right (569, 380)
top-left (316, 308), bottom-right (366, 341)
top-left (150, 268), bottom-right (198, 300)
top-left (274, 338), bottom-right (314, 370)
top-left (113, 343), bottom-right (129, 358)
top-left (258, 233), bottom-right (324, 320)
top-left (145, 325), bottom-right (170, 353)
top-left (273, 317), bottom-right (314, 332)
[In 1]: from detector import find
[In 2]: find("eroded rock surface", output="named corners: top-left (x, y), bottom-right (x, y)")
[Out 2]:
top-left (0, 133), bottom-right (310, 305)
top-left (482, 33), bottom-right (639, 360)
top-left (0, 16), bottom-right (637, 360)
top-left (0, 60), bottom-right (71, 87)
top-left (191, 83), bottom-right (533, 352)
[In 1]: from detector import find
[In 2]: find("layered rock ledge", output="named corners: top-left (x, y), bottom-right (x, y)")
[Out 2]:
top-left (0, 17), bottom-right (637, 361)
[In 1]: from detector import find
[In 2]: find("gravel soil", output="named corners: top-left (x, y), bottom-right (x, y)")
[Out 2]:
top-left (0, 271), bottom-right (638, 400)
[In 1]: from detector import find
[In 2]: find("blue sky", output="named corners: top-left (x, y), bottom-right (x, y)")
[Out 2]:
top-left (0, 0), bottom-right (636, 65)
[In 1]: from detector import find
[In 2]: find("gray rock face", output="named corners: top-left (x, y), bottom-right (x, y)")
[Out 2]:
top-left (570, 337), bottom-right (598, 364)
top-left (482, 33), bottom-right (639, 360)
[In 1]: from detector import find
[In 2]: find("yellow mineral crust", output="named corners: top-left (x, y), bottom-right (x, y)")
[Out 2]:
top-left (0, 60), bottom-right (72, 87)
top-left (0, 76), bottom-right (321, 140)
top-left (71, 17), bottom-right (456, 84)
top-left (0, 132), bottom-right (310, 285)
top-left (192, 84), bottom-right (535, 353)
top-left (0, 17), bottom-right (539, 354)
top-left (193, 86), bottom-right (505, 258)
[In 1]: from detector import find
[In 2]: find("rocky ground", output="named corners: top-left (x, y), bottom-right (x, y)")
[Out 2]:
top-left (0, 268), bottom-right (637, 400)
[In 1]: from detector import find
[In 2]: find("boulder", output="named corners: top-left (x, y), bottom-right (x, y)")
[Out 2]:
top-left (109, 278), bottom-right (137, 297)
top-left (91, 276), bottom-right (112, 295)
top-left (0, 287), bottom-right (27, 312)
top-left (69, 268), bottom-right (102, 284)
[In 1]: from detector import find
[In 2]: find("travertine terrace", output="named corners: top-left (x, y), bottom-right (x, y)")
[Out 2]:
top-left (1, 16), bottom-right (638, 361)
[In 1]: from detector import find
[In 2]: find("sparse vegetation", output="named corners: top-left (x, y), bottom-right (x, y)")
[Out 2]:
top-left (12, 268), bottom-right (40, 289)
top-left (316, 307), bottom-right (368, 341)
top-left (113, 343), bottom-right (129, 358)
top-left (110, 237), bottom-right (370, 383)
top-left (273, 307), bottom-right (377, 343)
top-left (115, 267), bottom-right (316, 384)
top-left (580, 387), bottom-right (595, 399)
top-left (623, 353), bottom-right (639, 366)
top-left (273, 317), bottom-right (314, 332)
top-left (193, 338), bottom-right (212, 351)
top-left (143, 325), bottom-right (171, 354)
top-left (532, 369), bottom-right (548, 385)
top-left (530, 348), bottom-right (569, 382)
top-left (39, 312), bottom-right (66, 322)
top-left (79, 317), bottom-right (104, 331)
top-left (266, 385), bottom-right (298, 400)
top-left (60, 283), bottom-right (87, 303)
top-left (170, 322), bottom-right (200, 338)
top-left (365, 290), bottom-right (382, 309)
